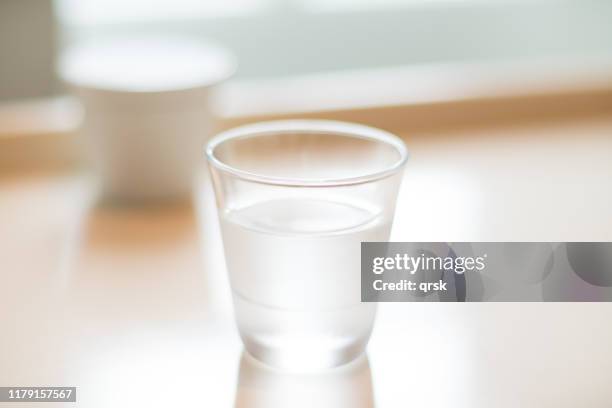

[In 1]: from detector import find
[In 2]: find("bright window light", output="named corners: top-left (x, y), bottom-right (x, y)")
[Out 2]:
top-left (301, 0), bottom-right (471, 12)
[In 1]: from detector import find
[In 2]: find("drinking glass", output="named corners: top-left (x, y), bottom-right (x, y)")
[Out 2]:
top-left (206, 120), bottom-right (408, 370)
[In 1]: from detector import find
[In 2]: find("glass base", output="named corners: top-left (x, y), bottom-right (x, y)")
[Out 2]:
top-left (233, 293), bottom-right (376, 372)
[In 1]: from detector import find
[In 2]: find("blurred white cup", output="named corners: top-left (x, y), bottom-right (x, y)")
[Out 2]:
top-left (58, 36), bottom-right (236, 202)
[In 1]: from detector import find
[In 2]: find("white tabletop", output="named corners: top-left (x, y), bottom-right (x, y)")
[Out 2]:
top-left (1, 115), bottom-right (612, 407)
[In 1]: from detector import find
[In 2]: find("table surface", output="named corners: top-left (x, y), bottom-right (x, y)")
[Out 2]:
top-left (1, 115), bottom-right (612, 408)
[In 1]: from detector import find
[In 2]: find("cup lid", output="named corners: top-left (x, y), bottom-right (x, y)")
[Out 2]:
top-left (58, 36), bottom-right (236, 95)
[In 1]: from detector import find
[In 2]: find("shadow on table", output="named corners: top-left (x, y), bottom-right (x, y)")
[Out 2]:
top-left (64, 198), bottom-right (218, 324)
top-left (234, 351), bottom-right (375, 408)
top-left (85, 200), bottom-right (197, 251)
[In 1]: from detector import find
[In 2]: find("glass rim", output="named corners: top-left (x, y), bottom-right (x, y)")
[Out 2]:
top-left (205, 120), bottom-right (409, 187)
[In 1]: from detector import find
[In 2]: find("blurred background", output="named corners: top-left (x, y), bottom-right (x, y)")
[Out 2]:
top-left (2, 0), bottom-right (612, 164)
top-left (2, 0), bottom-right (612, 96)
top-left (2, 0), bottom-right (612, 100)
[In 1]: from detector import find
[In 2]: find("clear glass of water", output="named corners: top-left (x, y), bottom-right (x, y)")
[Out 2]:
top-left (206, 120), bottom-right (408, 370)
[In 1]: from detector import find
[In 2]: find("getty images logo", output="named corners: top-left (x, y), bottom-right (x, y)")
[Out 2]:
top-left (372, 252), bottom-right (488, 275)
